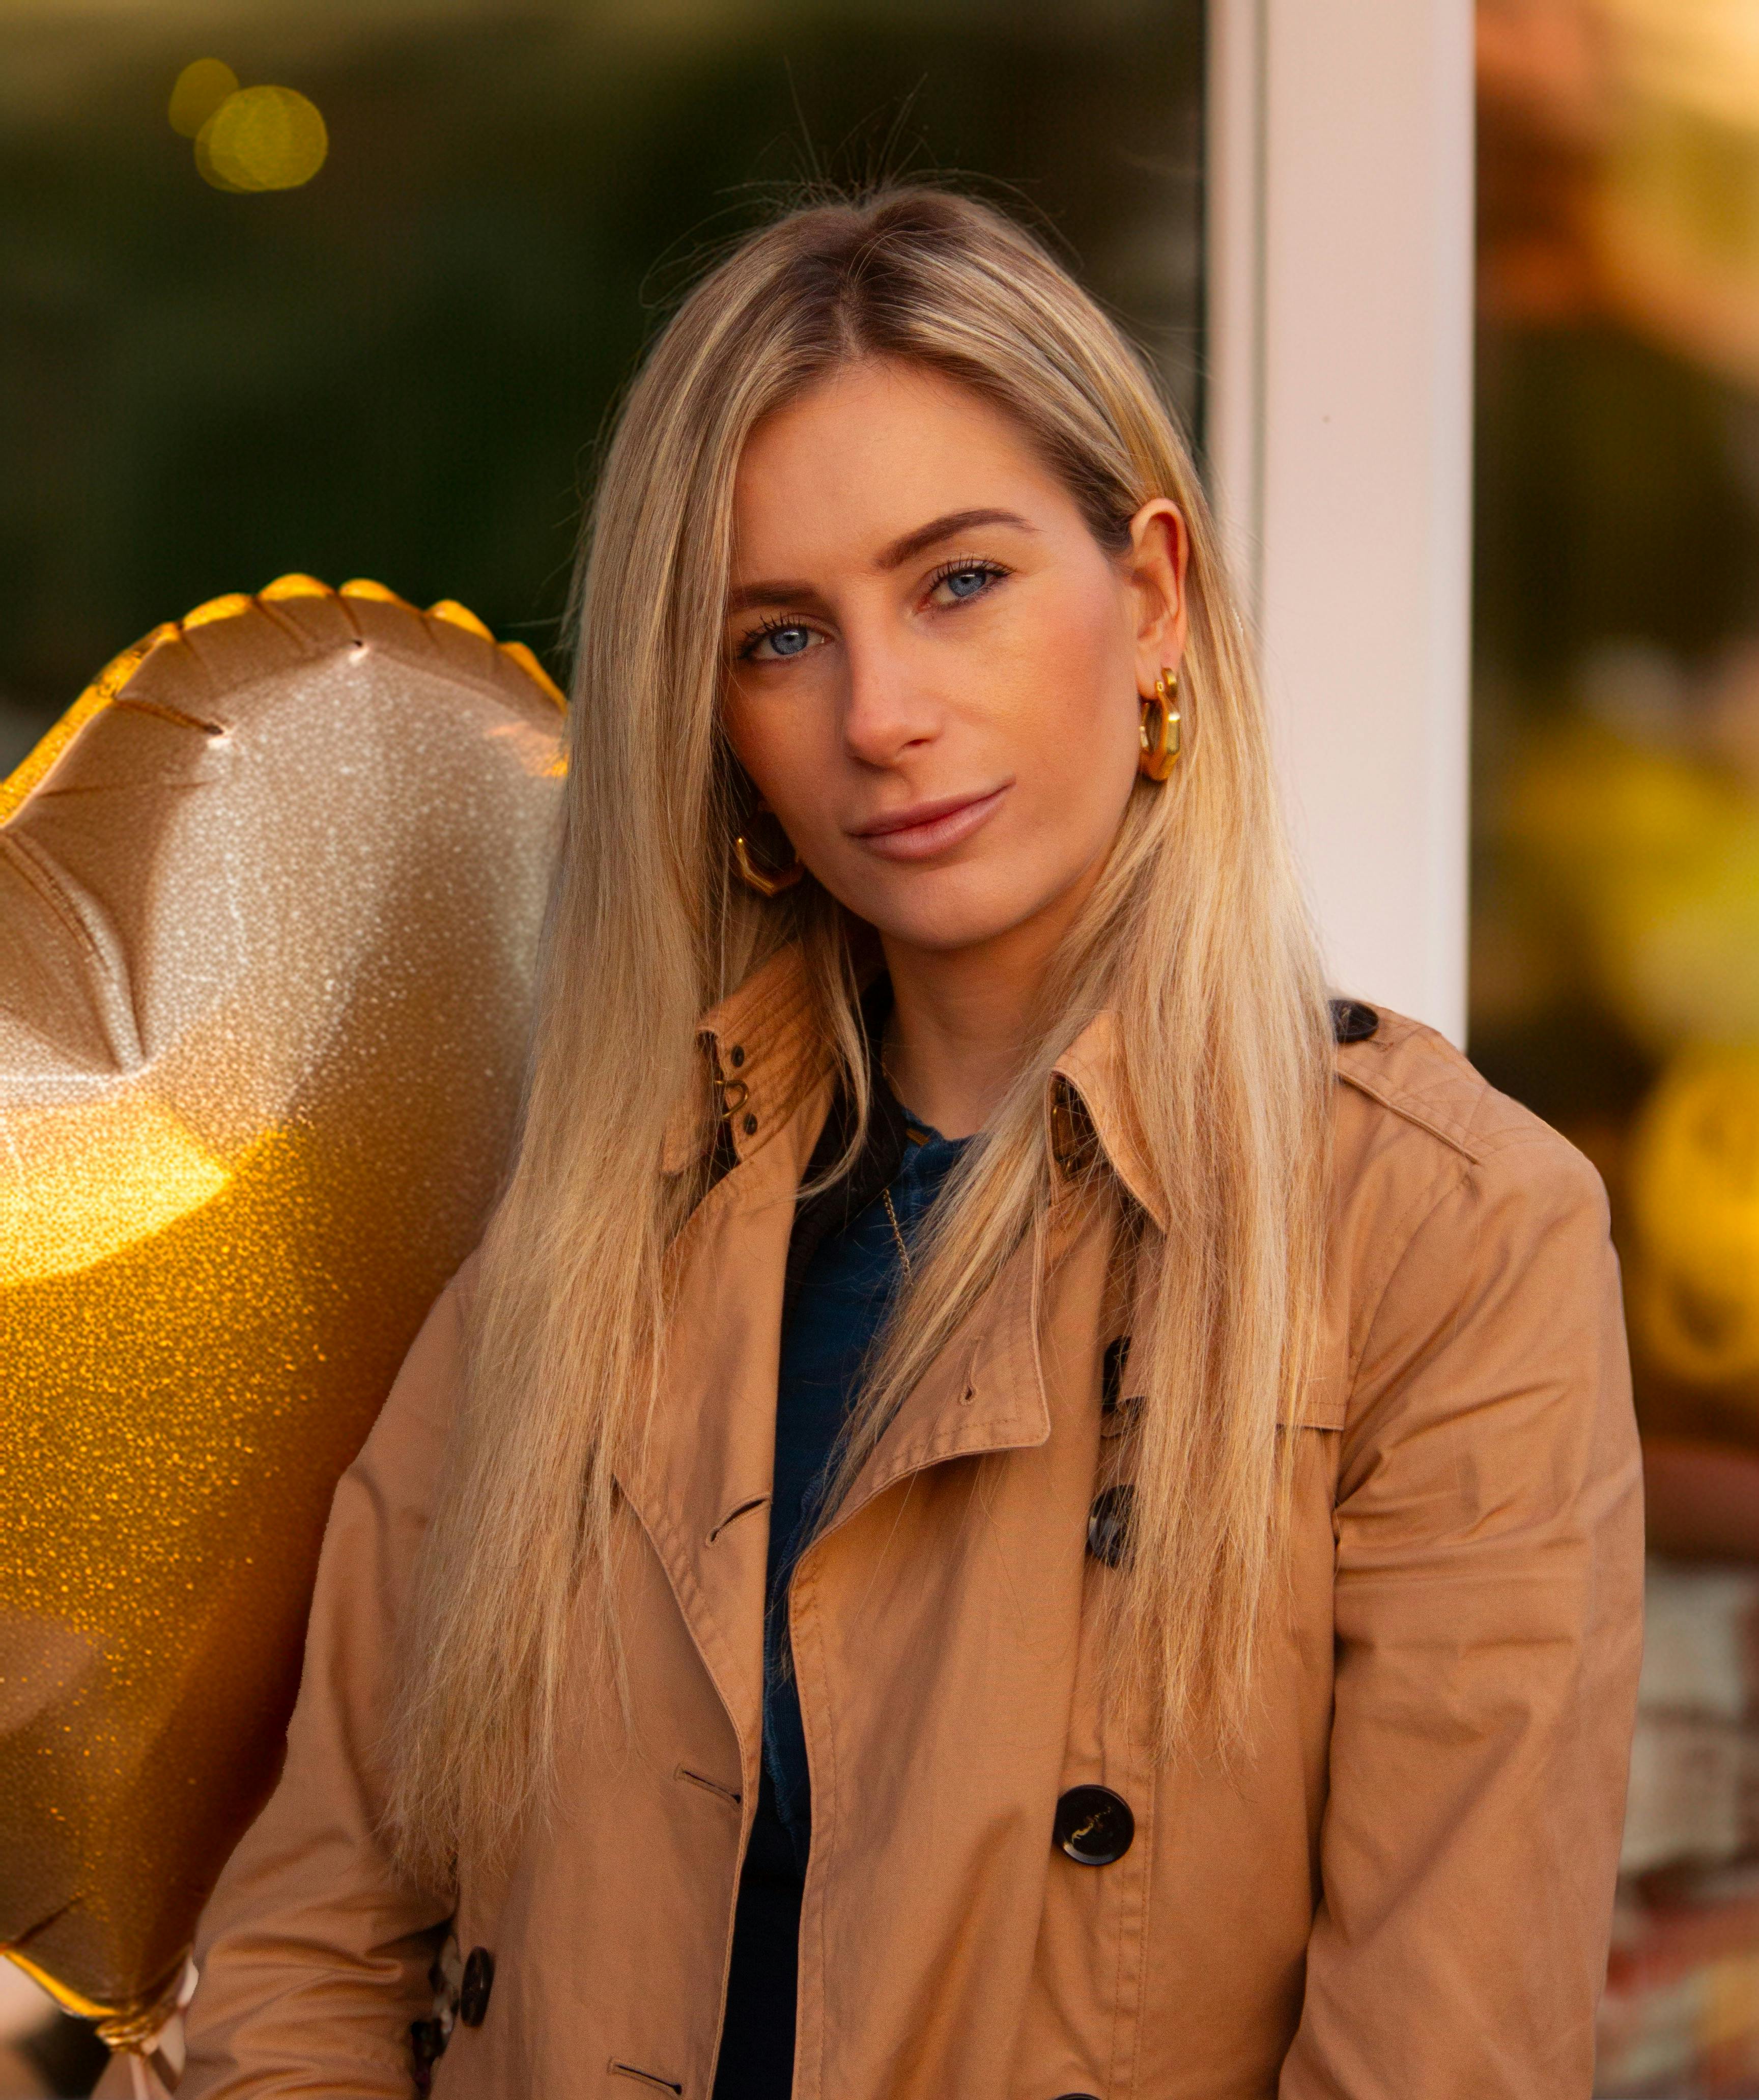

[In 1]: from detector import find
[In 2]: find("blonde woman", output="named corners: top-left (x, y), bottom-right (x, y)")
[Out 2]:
top-left (173, 190), bottom-right (1642, 2100)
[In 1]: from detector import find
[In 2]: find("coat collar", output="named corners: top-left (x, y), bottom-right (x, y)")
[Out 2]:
top-left (663, 942), bottom-right (1162, 1225)
top-left (660, 944), bottom-right (826, 1177)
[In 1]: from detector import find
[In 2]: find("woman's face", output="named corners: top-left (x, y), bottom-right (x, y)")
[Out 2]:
top-left (721, 358), bottom-right (1188, 960)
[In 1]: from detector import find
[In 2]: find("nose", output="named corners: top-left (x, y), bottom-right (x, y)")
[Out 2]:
top-left (840, 626), bottom-right (941, 769)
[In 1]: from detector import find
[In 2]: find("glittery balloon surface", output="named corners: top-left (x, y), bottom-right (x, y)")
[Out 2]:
top-left (0, 579), bottom-right (562, 2030)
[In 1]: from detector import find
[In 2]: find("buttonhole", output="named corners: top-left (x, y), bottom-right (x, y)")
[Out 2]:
top-left (707, 1494), bottom-right (770, 1545)
top-left (959, 1338), bottom-right (984, 1405)
top-left (675, 1765), bottom-right (742, 1807)
top-left (609, 2063), bottom-right (684, 2093)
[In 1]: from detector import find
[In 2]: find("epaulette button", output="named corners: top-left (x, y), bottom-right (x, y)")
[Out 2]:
top-left (1329, 999), bottom-right (1379, 1044)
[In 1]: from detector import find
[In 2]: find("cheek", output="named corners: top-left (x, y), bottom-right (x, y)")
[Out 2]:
top-left (722, 681), bottom-right (838, 832)
top-left (723, 681), bottom-right (790, 791)
top-left (720, 679), bottom-right (770, 782)
top-left (1000, 580), bottom-right (1140, 791)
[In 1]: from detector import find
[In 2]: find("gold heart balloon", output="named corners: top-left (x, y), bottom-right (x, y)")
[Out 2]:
top-left (0, 577), bottom-right (563, 2036)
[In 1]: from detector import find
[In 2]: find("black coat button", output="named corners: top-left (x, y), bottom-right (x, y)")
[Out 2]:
top-left (1053, 1784), bottom-right (1134, 1865)
top-left (458, 1946), bottom-right (494, 2027)
top-left (1087, 1484), bottom-right (1134, 1569)
top-left (1329, 998), bottom-right (1379, 1043)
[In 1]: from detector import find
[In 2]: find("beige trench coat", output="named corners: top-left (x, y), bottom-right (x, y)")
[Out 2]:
top-left (172, 948), bottom-right (1643, 2100)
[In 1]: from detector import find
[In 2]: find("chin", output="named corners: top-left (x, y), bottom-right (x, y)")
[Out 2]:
top-left (841, 867), bottom-right (1058, 956)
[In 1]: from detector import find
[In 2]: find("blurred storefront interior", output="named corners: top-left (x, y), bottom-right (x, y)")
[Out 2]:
top-left (1480, 1), bottom-right (1759, 2088)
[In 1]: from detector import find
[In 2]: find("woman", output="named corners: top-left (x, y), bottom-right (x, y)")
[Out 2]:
top-left (174, 188), bottom-right (1641, 2099)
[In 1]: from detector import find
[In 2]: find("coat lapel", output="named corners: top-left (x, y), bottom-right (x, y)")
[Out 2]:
top-left (615, 1157), bottom-right (789, 1768)
top-left (812, 1218), bottom-right (1053, 1552)
top-left (621, 947), bottom-right (1131, 1770)
top-left (619, 949), bottom-right (830, 1772)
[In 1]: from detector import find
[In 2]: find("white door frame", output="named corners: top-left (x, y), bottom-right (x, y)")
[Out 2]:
top-left (1206, 0), bottom-right (1475, 1045)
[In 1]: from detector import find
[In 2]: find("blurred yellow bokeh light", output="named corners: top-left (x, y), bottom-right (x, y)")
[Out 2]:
top-left (1630, 1055), bottom-right (1759, 1386)
top-left (167, 59), bottom-right (238, 140)
top-left (195, 86), bottom-right (328, 194)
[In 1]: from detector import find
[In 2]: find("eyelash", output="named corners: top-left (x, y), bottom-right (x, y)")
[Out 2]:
top-left (734, 556), bottom-right (1011, 662)
top-left (924, 555), bottom-right (1010, 601)
top-left (737, 613), bottom-right (811, 663)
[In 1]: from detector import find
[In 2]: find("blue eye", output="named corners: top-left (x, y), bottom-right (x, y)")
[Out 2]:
top-left (742, 620), bottom-right (817, 663)
top-left (928, 558), bottom-right (1008, 607)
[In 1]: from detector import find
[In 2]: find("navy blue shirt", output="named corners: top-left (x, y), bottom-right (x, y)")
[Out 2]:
top-left (764, 1112), bottom-right (967, 1858)
top-left (712, 1100), bottom-right (967, 2100)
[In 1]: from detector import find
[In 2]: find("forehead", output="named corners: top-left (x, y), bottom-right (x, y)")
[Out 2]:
top-left (728, 359), bottom-right (1071, 573)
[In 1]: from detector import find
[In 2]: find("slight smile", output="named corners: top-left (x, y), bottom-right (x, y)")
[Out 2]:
top-left (850, 784), bottom-right (1012, 862)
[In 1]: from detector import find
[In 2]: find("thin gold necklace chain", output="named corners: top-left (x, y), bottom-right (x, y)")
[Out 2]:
top-left (877, 1026), bottom-right (915, 1281)
top-left (881, 1184), bottom-right (912, 1282)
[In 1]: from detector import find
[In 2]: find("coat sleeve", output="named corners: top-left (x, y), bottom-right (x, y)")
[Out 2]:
top-left (1279, 1128), bottom-right (1644, 2100)
top-left (174, 1276), bottom-right (470, 2099)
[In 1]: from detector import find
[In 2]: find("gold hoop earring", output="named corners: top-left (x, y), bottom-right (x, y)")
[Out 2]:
top-left (731, 822), bottom-right (804, 898)
top-left (1138, 667), bottom-right (1181, 781)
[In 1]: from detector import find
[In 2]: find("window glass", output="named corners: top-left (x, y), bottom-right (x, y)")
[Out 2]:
top-left (1478, 6), bottom-right (1759, 2086)
top-left (0, 2), bottom-right (1204, 773)
top-left (4, 11), bottom-right (1205, 2073)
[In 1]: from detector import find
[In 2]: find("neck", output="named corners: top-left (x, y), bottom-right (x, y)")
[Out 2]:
top-left (877, 895), bottom-right (1086, 1140)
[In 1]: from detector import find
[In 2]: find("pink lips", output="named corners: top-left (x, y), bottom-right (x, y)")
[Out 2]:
top-left (850, 785), bottom-right (1011, 862)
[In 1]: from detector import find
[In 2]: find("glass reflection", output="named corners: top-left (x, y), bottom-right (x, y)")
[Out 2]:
top-left (1479, 3), bottom-right (1759, 2087)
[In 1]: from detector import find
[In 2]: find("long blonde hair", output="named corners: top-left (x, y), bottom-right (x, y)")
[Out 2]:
top-left (384, 186), bottom-right (1332, 1888)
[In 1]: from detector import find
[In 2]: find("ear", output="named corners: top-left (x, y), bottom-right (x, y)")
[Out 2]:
top-left (1124, 498), bottom-right (1190, 697)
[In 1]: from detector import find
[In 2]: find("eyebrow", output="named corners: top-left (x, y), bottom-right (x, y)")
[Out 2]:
top-left (724, 507), bottom-right (1037, 617)
top-left (876, 507), bottom-right (1036, 570)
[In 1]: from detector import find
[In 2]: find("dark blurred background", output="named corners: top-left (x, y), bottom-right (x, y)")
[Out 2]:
top-left (0, 0), bottom-right (1204, 777)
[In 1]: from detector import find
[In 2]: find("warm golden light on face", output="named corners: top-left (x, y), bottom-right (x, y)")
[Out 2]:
top-left (721, 360), bottom-right (1178, 961)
